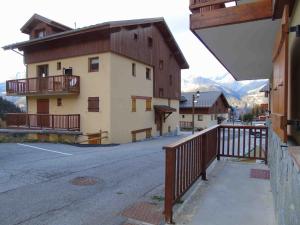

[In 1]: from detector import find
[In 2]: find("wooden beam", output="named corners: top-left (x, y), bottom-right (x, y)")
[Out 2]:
top-left (189, 0), bottom-right (235, 10)
top-left (273, 0), bottom-right (295, 19)
top-left (190, 0), bottom-right (273, 30)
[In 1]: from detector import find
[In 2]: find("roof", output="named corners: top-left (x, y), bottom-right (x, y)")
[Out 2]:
top-left (154, 105), bottom-right (177, 113)
top-left (3, 16), bottom-right (189, 69)
top-left (21, 14), bottom-right (72, 34)
top-left (180, 91), bottom-right (230, 108)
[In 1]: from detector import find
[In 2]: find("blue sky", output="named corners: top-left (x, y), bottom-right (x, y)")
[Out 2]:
top-left (0, 0), bottom-right (228, 83)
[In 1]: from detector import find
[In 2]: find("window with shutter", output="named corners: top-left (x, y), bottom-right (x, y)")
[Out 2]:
top-left (88, 97), bottom-right (99, 112)
top-left (132, 98), bottom-right (136, 112)
top-left (146, 99), bottom-right (152, 111)
top-left (271, 5), bottom-right (289, 143)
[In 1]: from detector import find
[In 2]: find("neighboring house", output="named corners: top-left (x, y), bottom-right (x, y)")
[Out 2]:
top-left (189, 0), bottom-right (300, 224)
top-left (179, 91), bottom-right (229, 130)
top-left (3, 14), bottom-right (188, 144)
top-left (260, 83), bottom-right (270, 114)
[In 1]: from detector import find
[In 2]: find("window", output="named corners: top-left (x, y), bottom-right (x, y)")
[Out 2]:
top-left (132, 98), bottom-right (136, 112)
top-left (146, 68), bottom-right (151, 80)
top-left (132, 63), bottom-right (136, 77)
top-left (198, 115), bottom-right (203, 121)
top-left (211, 115), bottom-right (214, 121)
top-left (88, 57), bottom-right (99, 72)
top-left (148, 37), bottom-right (153, 47)
top-left (169, 75), bottom-right (173, 86)
top-left (182, 115), bottom-right (185, 119)
top-left (57, 98), bottom-right (62, 106)
top-left (134, 33), bottom-right (138, 41)
top-left (168, 126), bottom-right (171, 133)
top-left (57, 62), bottom-right (61, 70)
top-left (215, 114), bottom-right (218, 120)
top-left (159, 60), bottom-right (164, 70)
top-left (168, 98), bottom-right (171, 106)
top-left (88, 97), bottom-right (99, 112)
top-left (146, 99), bottom-right (152, 111)
top-left (35, 29), bottom-right (46, 38)
top-left (159, 88), bottom-right (164, 98)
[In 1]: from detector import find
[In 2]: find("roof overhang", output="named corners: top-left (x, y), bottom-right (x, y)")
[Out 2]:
top-left (190, 0), bottom-right (281, 80)
top-left (192, 18), bottom-right (280, 80)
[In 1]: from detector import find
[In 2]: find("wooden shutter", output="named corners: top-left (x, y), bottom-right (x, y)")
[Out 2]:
top-left (132, 98), bottom-right (136, 112)
top-left (271, 5), bottom-right (289, 142)
top-left (146, 99), bottom-right (152, 111)
top-left (88, 97), bottom-right (99, 112)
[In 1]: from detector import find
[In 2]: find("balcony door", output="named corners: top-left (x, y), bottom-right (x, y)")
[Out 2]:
top-left (37, 64), bottom-right (49, 92)
top-left (37, 99), bottom-right (50, 128)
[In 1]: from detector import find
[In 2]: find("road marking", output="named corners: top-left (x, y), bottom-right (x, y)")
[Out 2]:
top-left (17, 143), bottom-right (73, 156)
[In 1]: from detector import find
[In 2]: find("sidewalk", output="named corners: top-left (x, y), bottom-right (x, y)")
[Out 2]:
top-left (174, 160), bottom-right (275, 225)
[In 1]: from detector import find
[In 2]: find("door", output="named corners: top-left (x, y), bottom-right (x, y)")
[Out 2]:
top-left (37, 64), bottom-right (49, 92)
top-left (37, 99), bottom-right (50, 128)
top-left (271, 5), bottom-right (289, 143)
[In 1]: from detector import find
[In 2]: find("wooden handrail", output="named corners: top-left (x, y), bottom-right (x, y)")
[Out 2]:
top-left (190, 0), bottom-right (236, 9)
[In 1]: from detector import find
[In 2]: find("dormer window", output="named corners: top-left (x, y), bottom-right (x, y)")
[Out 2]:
top-left (35, 29), bottom-right (46, 38)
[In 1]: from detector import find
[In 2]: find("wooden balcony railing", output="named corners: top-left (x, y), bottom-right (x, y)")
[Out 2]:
top-left (190, 0), bottom-right (273, 30)
top-left (6, 75), bottom-right (80, 96)
top-left (163, 124), bottom-right (268, 223)
top-left (5, 113), bottom-right (80, 131)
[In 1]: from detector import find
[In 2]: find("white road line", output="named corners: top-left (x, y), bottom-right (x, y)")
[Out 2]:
top-left (17, 143), bottom-right (73, 156)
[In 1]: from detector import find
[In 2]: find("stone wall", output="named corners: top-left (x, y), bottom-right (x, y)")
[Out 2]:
top-left (268, 124), bottom-right (300, 225)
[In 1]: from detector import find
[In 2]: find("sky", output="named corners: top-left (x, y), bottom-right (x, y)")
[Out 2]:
top-left (0, 0), bottom-right (229, 84)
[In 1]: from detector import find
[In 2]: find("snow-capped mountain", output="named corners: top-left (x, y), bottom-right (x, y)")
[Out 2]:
top-left (182, 73), bottom-right (268, 107)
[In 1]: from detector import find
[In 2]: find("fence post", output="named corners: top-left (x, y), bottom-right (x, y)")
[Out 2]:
top-left (217, 127), bottom-right (221, 160)
top-left (201, 134), bottom-right (207, 180)
top-left (265, 128), bottom-right (268, 165)
top-left (164, 147), bottom-right (176, 224)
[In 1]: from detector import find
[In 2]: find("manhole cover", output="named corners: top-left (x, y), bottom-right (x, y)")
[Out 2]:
top-left (70, 176), bottom-right (98, 186)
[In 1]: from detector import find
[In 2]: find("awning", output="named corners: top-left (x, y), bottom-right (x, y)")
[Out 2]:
top-left (154, 105), bottom-right (176, 113)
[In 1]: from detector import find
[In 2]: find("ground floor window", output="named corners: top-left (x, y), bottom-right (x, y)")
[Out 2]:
top-left (198, 115), bottom-right (203, 121)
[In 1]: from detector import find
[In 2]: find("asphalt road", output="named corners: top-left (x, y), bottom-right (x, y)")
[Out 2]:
top-left (0, 135), bottom-right (186, 225)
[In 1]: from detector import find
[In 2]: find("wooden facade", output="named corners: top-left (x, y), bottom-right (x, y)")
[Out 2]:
top-left (6, 17), bottom-right (188, 100)
top-left (180, 94), bottom-right (229, 114)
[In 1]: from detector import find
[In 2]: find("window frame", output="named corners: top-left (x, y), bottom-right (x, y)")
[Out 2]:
top-left (57, 62), bottom-right (61, 70)
top-left (198, 114), bottom-right (203, 121)
top-left (88, 57), bottom-right (100, 73)
top-left (146, 99), bottom-right (152, 111)
top-left (146, 68), bottom-right (151, 80)
top-left (132, 63), bottom-right (136, 77)
top-left (57, 98), bottom-right (62, 106)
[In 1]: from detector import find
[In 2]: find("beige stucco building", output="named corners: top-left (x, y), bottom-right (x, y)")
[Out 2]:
top-left (3, 14), bottom-right (188, 144)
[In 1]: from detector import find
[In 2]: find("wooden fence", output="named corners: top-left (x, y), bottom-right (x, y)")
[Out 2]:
top-left (163, 124), bottom-right (268, 223)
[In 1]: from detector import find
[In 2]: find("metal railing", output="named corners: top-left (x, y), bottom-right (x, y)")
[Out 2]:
top-left (6, 75), bottom-right (80, 96)
top-left (163, 124), bottom-right (268, 223)
top-left (5, 113), bottom-right (80, 131)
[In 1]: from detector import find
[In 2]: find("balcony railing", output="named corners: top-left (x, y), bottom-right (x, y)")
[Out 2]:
top-left (189, 0), bottom-right (273, 30)
top-left (6, 75), bottom-right (80, 96)
top-left (5, 113), bottom-right (80, 131)
top-left (163, 124), bottom-right (268, 223)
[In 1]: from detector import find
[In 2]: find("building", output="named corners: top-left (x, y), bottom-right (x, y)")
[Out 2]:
top-left (189, 0), bottom-right (300, 224)
top-left (179, 91), bottom-right (229, 130)
top-left (3, 14), bottom-right (188, 144)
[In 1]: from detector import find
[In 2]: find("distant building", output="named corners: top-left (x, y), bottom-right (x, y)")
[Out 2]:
top-left (179, 91), bottom-right (229, 130)
top-left (3, 14), bottom-right (189, 144)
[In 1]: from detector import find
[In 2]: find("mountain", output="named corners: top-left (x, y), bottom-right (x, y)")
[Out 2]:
top-left (182, 73), bottom-right (268, 107)
top-left (0, 82), bottom-right (26, 110)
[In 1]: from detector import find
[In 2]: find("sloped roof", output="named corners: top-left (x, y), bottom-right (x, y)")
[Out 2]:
top-left (180, 91), bottom-right (230, 108)
top-left (21, 14), bottom-right (72, 34)
top-left (3, 16), bottom-right (189, 69)
top-left (260, 83), bottom-right (270, 92)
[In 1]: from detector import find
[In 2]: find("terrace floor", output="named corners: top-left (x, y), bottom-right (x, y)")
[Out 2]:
top-left (174, 160), bottom-right (275, 225)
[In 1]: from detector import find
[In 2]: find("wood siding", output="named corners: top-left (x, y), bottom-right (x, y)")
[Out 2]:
top-left (271, 5), bottom-right (289, 142)
top-left (110, 25), bottom-right (181, 100)
top-left (23, 31), bottom-right (110, 64)
top-left (22, 24), bottom-right (181, 100)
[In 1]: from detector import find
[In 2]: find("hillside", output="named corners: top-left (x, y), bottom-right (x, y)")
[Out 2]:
top-left (0, 82), bottom-right (26, 110)
top-left (0, 96), bottom-right (22, 118)
top-left (182, 73), bottom-right (268, 107)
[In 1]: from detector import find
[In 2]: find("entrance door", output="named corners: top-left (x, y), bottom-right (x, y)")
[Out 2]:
top-left (37, 64), bottom-right (49, 92)
top-left (37, 99), bottom-right (50, 128)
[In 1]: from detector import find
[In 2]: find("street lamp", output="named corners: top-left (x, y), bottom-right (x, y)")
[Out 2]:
top-left (192, 91), bottom-right (200, 134)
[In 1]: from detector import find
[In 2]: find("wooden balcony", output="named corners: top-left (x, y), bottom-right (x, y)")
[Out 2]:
top-left (6, 75), bottom-right (80, 96)
top-left (5, 113), bottom-right (80, 131)
top-left (190, 0), bottom-right (273, 30)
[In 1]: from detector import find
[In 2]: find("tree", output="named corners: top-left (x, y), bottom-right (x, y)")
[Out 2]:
top-left (0, 97), bottom-right (22, 119)
top-left (242, 113), bottom-right (254, 123)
